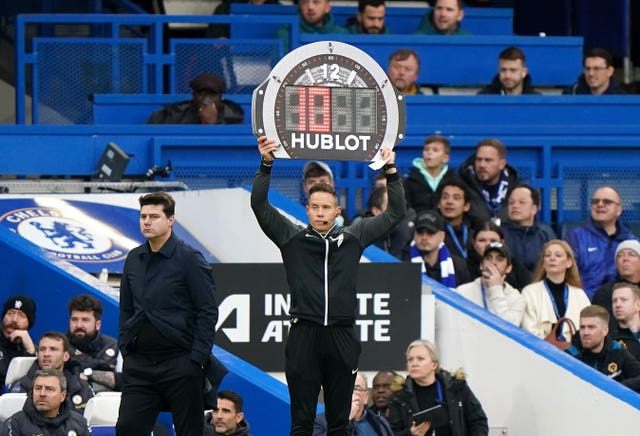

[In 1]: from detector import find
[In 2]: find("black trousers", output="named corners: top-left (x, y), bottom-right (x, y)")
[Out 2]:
top-left (116, 352), bottom-right (204, 436)
top-left (286, 320), bottom-right (361, 436)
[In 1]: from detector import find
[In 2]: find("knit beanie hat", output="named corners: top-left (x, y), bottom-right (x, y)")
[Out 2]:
top-left (2, 294), bottom-right (36, 329)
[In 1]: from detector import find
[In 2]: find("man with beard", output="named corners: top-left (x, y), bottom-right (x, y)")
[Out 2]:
top-left (2, 368), bottom-right (90, 435)
top-left (10, 332), bottom-right (94, 412)
top-left (66, 294), bottom-right (120, 392)
top-left (478, 47), bottom-right (541, 95)
top-left (0, 294), bottom-right (36, 387)
top-left (567, 305), bottom-right (640, 393)
top-left (413, 0), bottom-right (471, 35)
top-left (458, 138), bottom-right (521, 226)
top-left (346, 0), bottom-right (388, 34)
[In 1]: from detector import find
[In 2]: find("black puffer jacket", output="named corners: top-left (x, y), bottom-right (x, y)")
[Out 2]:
top-left (387, 371), bottom-right (488, 436)
top-left (1, 394), bottom-right (90, 436)
top-left (11, 360), bottom-right (94, 412)
top-left (478, 74), bottom-right (541, 95)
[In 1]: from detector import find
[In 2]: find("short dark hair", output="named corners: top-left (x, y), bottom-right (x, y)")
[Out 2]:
top-left (509, 184), bottom-right (540, 208)
top-left (358, 0), bottom-right (385, 12)
top-left (217, 390), bottom-right (243, 413)
top-left (139, 191), bottom-right (175, 218)
top-left (580, 304), bottom-right (610, 324)
top-left (499, 46), bottom-right (526, 63)
top-left (39, 331), bottom-right (70, 353)
top-left (472, 220), bottom-right (504, 241)
top-left (309, 182), bottom-right (338, 202)
top-left (367, 186), bottom-right (387, 210)
top-left (34, 368), bottom-right (67, 392)
top-left (437, 177), bottom-right (469, 203)
top-left (389, 49), bottom-right (420, 71)
top-left (68, 294), bottom-right (103, 320)
top-left (435, 0), bottom-right (464, 9)
top-left (424, 135), bottom-right (451, 154)
top-left (476, 138), bottom-right (507, 159)
top-left (584, 48), bottom-right (613, 68)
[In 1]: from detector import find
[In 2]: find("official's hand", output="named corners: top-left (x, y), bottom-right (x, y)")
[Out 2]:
top-left (410, 420), bottom-right (431, 436)
top-left (8, 330), bottom-right (35, 354)
top-left (380, 148), bottom-right (396, 165)
top-left (199, 99), bottom-right (219, 124)
top-left (257, 136), bottom-right (278, 161)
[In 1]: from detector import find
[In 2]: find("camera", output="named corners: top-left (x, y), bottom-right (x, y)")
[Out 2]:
top-left (145, 160), bottom-right (172, 179)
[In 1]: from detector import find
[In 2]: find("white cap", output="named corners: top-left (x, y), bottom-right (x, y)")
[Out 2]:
top-left (616, 240), bottom-right (640, 258)
top-left (303, 161), bottom-right (334, 181)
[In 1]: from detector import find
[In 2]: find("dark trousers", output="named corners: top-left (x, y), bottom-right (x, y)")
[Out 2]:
top-left (116, 352), bottom-right (204, 436)
top-left (286, 320), bottom-right (361, 436)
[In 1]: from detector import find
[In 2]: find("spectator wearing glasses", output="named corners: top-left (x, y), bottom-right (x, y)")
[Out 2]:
top-left (563, 48), bottom-right (625, 95)
top-left (565, 186), bottom-right (638, 299)
top-left (313, 373), bottom-right (393, 435)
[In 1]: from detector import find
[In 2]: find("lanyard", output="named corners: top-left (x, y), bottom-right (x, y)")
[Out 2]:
top-left (543, 280), bottom-right (568, 319)
top-left (436, 379), bottom-right (443, 402)
top-left (445, 223), bottom-right (468, 259)
top-left (480, 284), bottom-right (488, 309)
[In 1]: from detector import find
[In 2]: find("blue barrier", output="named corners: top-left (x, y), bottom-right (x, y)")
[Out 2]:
top-left (92, 94), bottom-right (640, 128)
top-left (15, 14), bottom-right (296, 124)
top-left (16, 14), bottom-right (581, 124)
top-left (230, 4), bottom-right (513, 36)
top-left (298, 34), bottom-right (583, 86)
top-left (1, 123), bottom-right (640, 227)
top-left (92, 94), bottom-right (252, 124)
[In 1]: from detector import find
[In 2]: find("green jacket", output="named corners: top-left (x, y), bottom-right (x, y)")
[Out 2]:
top-left (413, 10), bottom-right (471, 35)
top-left (276, 10), bottom-right (348, 51)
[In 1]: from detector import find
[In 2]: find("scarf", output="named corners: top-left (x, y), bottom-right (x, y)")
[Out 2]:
top-left (480, 168), bottom-right (510, 216)
top-left (410, 241), bottom-right (456, 289)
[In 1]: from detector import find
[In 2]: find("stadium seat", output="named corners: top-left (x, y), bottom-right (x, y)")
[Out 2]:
top-left (0, 393), bottom-right (27, 422)
top-left (4, 356), bottom-right (36, 389)
top-left (84, 392), bottom-right (121, 426)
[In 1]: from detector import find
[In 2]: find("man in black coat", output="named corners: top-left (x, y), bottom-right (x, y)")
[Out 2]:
top-left (478, 46), bottom-right (541, 95)
top-left (567, 305), bottom-right (640, 393)
top-left (458, 138), bottom-right (520, 227)
top-left (2, 368), bottom-right (90, 435)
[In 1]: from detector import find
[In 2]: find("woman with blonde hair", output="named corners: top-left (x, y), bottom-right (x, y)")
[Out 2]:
top-left (387, 339), bottom-right (488, 436)
top-left (521, 239), bottom-right (590, 342)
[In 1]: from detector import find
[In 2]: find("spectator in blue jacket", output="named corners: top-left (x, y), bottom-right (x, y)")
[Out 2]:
top-left (563, 48), bottom-right (625, 95)
top-left (565, 185), bottom-right (638, 299)
top-left (413, 0), bottom-right (471, 35)
top-left (501, 184), bottom-right (556, 273)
